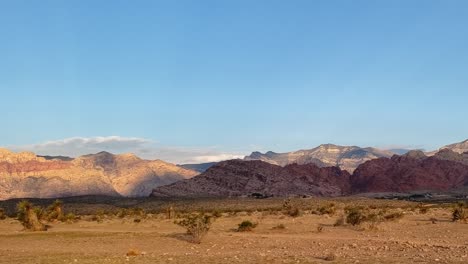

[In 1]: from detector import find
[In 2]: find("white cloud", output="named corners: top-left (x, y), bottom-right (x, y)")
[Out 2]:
top-left (9, 136), bottom-right (247, 164)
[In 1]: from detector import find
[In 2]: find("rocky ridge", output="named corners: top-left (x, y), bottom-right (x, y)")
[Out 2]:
top-left (244, 144), bottom-right (394, 172)
top-left (152, 149), bottom-right (468, 198)
top-left (0, 148), bottom-right (198, 200)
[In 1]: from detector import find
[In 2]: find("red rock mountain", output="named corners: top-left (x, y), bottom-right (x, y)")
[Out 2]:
top-left (152, 150), bottom-right (468, 198)
top-left (151, 160), bottom-right (351, 198)
top-left (0, 149), bottom-right (198, 200)
top-left (350, 153), bottom-right (468, 193)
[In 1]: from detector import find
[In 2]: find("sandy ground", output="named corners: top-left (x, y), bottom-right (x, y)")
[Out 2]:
top-left (0, 207), bottom-right (467, 264)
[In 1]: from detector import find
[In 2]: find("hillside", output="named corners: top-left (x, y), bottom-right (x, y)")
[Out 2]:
top-left (0, 148), bottom-right (197, 200)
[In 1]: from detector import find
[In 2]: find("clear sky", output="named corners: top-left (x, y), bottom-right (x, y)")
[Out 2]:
top-left (1, 0), bottom-right (467, 163)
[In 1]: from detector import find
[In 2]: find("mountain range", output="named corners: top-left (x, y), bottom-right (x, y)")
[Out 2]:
top-left (244, 144), bottom-right (394, 172)
top-left (1, 139), bottom-right (467, 200)
top-left (0, 149), bottom-right (197, 200)
top-left (152, 148), bottom-right (468, 198)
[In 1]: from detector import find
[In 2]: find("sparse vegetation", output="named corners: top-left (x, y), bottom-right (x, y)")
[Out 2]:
top-left (333, 215), bottom-right (345, 226)
top-left (16, 200), bottom-right (47, 231)
top-left (212, 210), bottom-right (222, 218)
top-left (45, 199), bottom-right (64, 222)
top-left (126, 249), bottom-right (141, 256)
top-left (418, 204), bottom-right (429, 214)
top-left (344, 206), bottom-right (404, 227)
top-left (175, 213), bottom-right (213, 243)
top-left (272, 223), bottom-right (286, 230)
top-left (318, 203), bottom-right (336, 216)
top-left (0, 208), bottom-right (6, 220)
top-left (383, 211), bottom-right (404, 221)
top-left (452, 202), bottom-right (467, 222)
top-left (345, 206), bottom-right (366, 226)
top-left (316, 225), bottom-right (324, 233)
top-left (282, 198), bottom-right (302, 217)
top-left (324, 253), bottom-right (337, 261)
top-left (237, 220), bottom-right (257, 232)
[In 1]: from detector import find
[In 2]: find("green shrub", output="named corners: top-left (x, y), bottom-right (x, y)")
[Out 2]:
top-left (237, 220), bottom-right (257, 232)
top-left (175, 213), bottom-right (213, 243)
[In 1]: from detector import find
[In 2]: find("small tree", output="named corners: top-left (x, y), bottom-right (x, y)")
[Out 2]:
top-left (175, 213), bottom-right (213, 243)
top-left (17, 201), bottom-right (47, 231)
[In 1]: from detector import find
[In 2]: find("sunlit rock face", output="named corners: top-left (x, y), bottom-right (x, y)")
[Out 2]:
top-left (244, 144), bottom-right (394, 173)
top-left (0, 148), bottom-right (198, 200)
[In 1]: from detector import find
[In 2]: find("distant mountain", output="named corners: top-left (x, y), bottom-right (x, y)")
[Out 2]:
top-left (432, 148), bottom-right (468, 166)
top-left (178, 162), bottom-right (217, 173)
top-left (440, 139), bottom-right (468, 154)
top-left (387, 148), bottom-right (413, 155)
top-left (0, 148), bottom-right (198, 200)
top-left (426, 139), bottom-right (468, 156)
top-left (151, 160), bottom-right (351, 198)
top-left (152, 149), bottom-right (468, 198)
top-left (37, 155), bottom-right (74, 161)
top-left (244, 144), bottom-right (394, 172)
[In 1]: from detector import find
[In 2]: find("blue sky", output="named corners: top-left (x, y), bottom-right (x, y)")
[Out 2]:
top-left (1, 0), bottom-right (467, 163)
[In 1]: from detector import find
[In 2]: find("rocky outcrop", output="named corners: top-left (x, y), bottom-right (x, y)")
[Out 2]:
top-left (151, 160), bottom-right (351, 198)
top-left (0, 149), bottom-right (198, 200)
top-left (350, 155), bottom-right (468, 193)
top-left (244, 144), bottom-right (393, 172)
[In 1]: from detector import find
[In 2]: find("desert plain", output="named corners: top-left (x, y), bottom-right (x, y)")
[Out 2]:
top-left (0, 197), bottom-right (467, 264)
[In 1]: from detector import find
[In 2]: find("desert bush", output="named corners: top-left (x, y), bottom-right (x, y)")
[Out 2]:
top-left (383, 212), bottom-right (404, 221)
top-left (345, 207), bottom-right (366, 226)
top-left (17, 200), bottom-right (47, 231)
top-left (316, 225), bottom-right (324, 233)
top-left (333, 215), bottom-right (345, 226)
top-left (63, 213), bottom-right (77, 223)
top-left (237, 220), bottom-right (257, 232)
top-left (318, 203), bottom-right (336, 216)
top-left (282, 198), bottom-right (302, 217)
top-left (272, 223), bottom-right (286, 230)
top-left (212, 210), bottom-right (222, 218)
top-left (324, 253), bottom-right (337, 261)
top-left (166, 206), bottom-right (176, 219)
top-left (0, 208), bottom-right (6, 220)
top-left (45, 200), bottom-right (64, 222)
top-left (175, 213), bottom-right (213, 243)
top-left (126, 249), bottom-right (141, 256)
top-left (418, 204), bottom-right (429, 214)
top-left (452, 203), bottom-right (467, 222)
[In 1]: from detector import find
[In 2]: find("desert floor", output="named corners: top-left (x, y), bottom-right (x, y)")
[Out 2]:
top-left (0, 199), bottom-right (467, 264)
